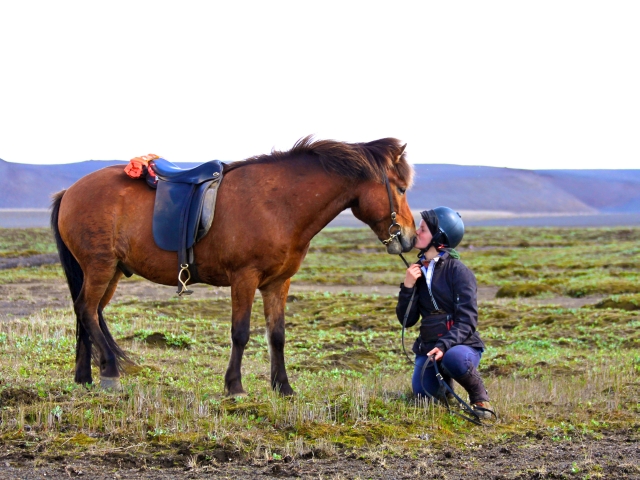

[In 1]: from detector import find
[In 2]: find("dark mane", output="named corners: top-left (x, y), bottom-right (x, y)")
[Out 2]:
top-left (225, 135), bottom-right (413, 185)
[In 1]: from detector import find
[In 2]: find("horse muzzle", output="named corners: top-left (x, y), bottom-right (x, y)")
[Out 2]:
top-left (385, 231), bottom-right (415, 254)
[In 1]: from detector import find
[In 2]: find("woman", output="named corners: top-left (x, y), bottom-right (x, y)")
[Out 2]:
top-left (396, 207), bottom-right (494, 418)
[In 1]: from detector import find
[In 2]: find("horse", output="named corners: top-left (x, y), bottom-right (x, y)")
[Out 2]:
top-left (50, 136), bottom-right (416, 395)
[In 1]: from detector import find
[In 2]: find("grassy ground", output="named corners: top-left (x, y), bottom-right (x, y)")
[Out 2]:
top-left (0, 228), bottom-right (57, 258)
top-left (0, 227), bottom-right (639, 471)
top-left (3, 227), bottom-right (640, 298)
top-left (1, 294), bottom-right (638, 459)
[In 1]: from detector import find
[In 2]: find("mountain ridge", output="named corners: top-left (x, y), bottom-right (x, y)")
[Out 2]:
top-left (1, 158), bottom-right (638, 213)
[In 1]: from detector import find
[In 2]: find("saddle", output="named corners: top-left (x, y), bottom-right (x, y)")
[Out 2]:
top-left (148, 157), bottom-right (224, 295)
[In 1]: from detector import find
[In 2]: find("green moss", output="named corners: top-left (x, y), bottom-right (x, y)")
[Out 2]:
top-left (0, 264), bottom-right (64, 284)
top-left (0, 228), bottom-right (57, 256)
top-left (496, 283), bottom-right (556, 298)
top-left (592, 294), bottom-right (640, 311)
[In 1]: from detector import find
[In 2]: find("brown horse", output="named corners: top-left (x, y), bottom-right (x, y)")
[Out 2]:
top-left (51, 136), bottom-right (416, 395)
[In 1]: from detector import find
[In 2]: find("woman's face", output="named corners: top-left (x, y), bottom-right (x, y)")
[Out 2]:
top-left (414, 220), bottom-right (433, 249)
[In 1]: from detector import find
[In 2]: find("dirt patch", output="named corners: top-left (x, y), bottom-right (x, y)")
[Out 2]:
top-left (0, 253), bottom-right (60, 270)
top-left (0, 387), bottom-right (39, 407)
top-left (492, 294), bottom-right (608, 309)
top-left (0, 432), bottom-right (638, 479)
top-left (0, 278), bottom-right (604, 321)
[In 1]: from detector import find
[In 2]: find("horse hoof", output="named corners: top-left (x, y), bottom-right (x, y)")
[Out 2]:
top-left (276, 384), bottom-right (295, 397)
top-left (226, 390), bottom-right (247, 399)
top-left (100, 377), bottom-right (122, 391)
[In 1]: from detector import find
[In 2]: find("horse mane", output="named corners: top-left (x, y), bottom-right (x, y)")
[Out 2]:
top-left (225, 135), bottom-right (413, 186)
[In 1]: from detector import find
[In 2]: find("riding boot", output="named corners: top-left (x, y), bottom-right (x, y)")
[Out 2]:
top-left (453, 365), bottom-right (489, 404)
top-left (454, 365), bottom-right (495, 419)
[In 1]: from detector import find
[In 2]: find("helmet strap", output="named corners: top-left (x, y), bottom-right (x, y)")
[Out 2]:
top-left (420, 240), bottom-right (445, 261)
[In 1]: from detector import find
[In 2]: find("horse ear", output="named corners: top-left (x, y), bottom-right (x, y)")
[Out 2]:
top-left (395, 143), bottom-right (407, 163)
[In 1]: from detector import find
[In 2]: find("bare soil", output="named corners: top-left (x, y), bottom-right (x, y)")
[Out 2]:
top-left (0, 279), bottom-right (604, 322)
top-left (0, 431), bottom-right (638, 479)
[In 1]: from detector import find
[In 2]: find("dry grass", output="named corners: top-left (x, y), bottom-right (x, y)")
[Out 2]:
top-left (1, 292), bottom-right (638, 460)
top-left (1, 226), bottom-right (639, 463)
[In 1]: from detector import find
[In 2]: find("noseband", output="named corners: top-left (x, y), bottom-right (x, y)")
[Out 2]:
top-left (381, 173), bottom-right (403, 247)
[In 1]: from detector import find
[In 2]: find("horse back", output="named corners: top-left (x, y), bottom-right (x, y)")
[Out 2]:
top-left (58, 166), bottom-right (184, 286)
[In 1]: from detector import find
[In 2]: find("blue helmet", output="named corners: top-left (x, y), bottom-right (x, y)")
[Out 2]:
top-left (421, 207), bottom-right (465, 249)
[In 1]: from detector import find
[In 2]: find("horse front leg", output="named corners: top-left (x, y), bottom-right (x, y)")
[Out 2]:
top-left (260, 279), bottom-right (294, 396)
top-left (224, 272), bottom-right (259, 396)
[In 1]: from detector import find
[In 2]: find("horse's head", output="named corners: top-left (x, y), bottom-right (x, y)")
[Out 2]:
top-left (246, 135), bottom-right (417, 254)
top-left (350, 141), bottom-right (417, 254)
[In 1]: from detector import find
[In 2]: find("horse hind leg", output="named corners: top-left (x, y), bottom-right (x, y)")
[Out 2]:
top-left (100, 269), bottom-right (123, 310)
top-left (75, 270), bottom-right (124, 385)
top-left (260, 279), bottom-right (294, 396)
top-left (75, 267), bottom-right (129, 390)
top-left (74, 315), bottom-right (93, 385)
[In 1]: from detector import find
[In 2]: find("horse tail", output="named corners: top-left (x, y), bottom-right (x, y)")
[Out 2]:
top-left (51, 190), bottom-right (92, 371)
top-left (51, 190), bottom-right (84, 301)
top-left (98, 306), bottom-right (133, 370)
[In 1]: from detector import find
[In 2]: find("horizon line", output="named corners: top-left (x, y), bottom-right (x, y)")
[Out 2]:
top-left (1, 157), bottom-right (639, 172)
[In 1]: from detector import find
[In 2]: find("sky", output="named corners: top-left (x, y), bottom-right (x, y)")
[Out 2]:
top-left (1, 1), bottom-right (638, 169)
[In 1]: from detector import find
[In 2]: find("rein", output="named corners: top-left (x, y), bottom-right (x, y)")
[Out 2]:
top-left (421, 355), bottom-right (495, 426)
top-left (379, 172), bottom-right (414, 362)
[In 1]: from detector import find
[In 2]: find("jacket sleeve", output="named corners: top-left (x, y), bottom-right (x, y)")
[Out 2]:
top-left (396, 283), bottom-right (421, 328)
top-left (434, 262), bottom-right (478, 353)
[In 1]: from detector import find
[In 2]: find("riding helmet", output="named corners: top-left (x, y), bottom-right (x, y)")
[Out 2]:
top-left (421, 206), bottom-right (465, 249)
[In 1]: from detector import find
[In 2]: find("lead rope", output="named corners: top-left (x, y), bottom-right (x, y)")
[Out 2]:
top-left (399, 252), bottom-right (442, 365)
top-left (419, 355), bottom-right (492, 426)
top-left (421, 253), bottom-right (444, 310)
top-left (398, 253), bottom-right (416, 364)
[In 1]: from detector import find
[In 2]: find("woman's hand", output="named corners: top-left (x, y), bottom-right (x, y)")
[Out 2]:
top-left (427, 347), bottom-right (444, 361)
top-left (404, 264), bottom-right (423, 288)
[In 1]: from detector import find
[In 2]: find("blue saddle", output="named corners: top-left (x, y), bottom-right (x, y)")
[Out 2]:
top-left (149, 158), bottom-right (224, 294)
top-left (152, 158), bottom-right (224, 184)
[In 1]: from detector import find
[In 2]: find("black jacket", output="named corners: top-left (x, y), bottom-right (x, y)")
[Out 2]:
top-left (396, 252), bottom-right (485, 355)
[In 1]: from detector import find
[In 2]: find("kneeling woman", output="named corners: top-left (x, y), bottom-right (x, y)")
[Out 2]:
top-left (396, 207), bottom-right (494, 418)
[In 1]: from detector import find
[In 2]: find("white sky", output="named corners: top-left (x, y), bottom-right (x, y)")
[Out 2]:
top-left (1, 1), bottom-right (638, 169)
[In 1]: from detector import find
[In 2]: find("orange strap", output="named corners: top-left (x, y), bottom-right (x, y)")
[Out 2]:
top-left (124, 154), bottom-right (160, 179)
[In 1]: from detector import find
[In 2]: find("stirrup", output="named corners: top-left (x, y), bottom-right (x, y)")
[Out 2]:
top-left (177, 264), bottom-right (193, 296)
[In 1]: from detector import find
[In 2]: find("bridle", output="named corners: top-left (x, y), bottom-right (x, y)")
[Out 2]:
top-left (380, 173), bottom-right (403, 248)
top-left (381, 173), bottom-right (412, 270)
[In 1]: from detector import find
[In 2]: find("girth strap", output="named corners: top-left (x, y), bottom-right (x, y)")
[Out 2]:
top-left (177, 183), bottom-right (198, 295)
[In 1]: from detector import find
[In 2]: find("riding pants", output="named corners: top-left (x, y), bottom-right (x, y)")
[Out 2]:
top-left (412, 345), bottom-right (483, 398)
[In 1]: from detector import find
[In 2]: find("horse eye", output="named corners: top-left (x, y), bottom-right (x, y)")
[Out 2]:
top-left (397, 187), bottom-right (406, 195)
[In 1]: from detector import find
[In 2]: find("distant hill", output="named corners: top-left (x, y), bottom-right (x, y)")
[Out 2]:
top-left (537, 170), bottom-right (640, 213)
top-left (1, 158), bottom-right (639, 214)
top-left (0, 159), bottom-right (127, 208)
top-left (409, 165), bottom-right (598, 214)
